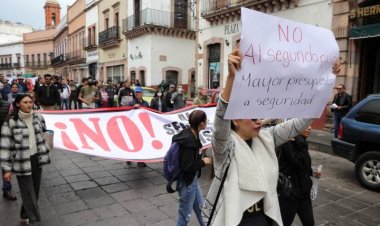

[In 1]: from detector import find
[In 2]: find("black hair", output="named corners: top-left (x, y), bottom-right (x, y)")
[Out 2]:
top-left (6, 94), bottom-right (33, 122)
top-left (189, 110), bottom-right (207, 131)
top-left (82, 77), bottom-right (88, 82)
top-left (44, 74), bottom-right (52, 78)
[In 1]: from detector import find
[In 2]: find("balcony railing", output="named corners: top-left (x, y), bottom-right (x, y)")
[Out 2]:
top-left (123, 8), bottom-right (195, 32)
top-left (202, 0), bottom-right (250, 14)
top-left (0, 63), bottom-right (12, 69)
top-left (84, 37), bottom-right (98, 50)
top-left (13, 63), bottom-right (20, 68)
top-left (51, 54), bottom-right (68, 65)
top-left (98, 26), bottom-right (120, 46)
top-left (29, 62), bottom-right (50, 68)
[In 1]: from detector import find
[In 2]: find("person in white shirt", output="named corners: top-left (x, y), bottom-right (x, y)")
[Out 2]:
top-left (60, 79), bottom-right (71, 110)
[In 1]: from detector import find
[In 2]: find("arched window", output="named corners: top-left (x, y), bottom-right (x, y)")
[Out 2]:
top-left (52, 13), bottom-right (56, 26)
top-left (166, 70), bottom-right (178, 87)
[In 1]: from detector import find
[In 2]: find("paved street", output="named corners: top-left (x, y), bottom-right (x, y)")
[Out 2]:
top-left (0, 147), bottom-right (379, 226)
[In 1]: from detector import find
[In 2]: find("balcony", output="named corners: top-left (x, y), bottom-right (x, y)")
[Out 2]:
top-left (67, 52), bottom-right (86, 65)
top-left (0, 63), bottom-right (12, 69)
top-left (51, 54), bottom-right (68, 66)
top-left (29, 62), bottom-right (50, 69)
top-left (84, 37), bottom-right (98, 51)
top-left (201, 0), bottom-right (299, 24)
top-left (122, 8), bottom-right (196, 40)
top-left (98, 26), bottom-right (121, 49)
top-left (13, 63), bottom-right (20, 68)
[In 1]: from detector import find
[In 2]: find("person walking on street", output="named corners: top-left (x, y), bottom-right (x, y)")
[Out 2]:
top-left (150, 90), bottom-right (167, 112)
top-left (164, 84), bottom-right (176, 112)
top-left (171, 87), bottom-right (186, 110)
top-left (1, 78), bottom-right (11, 101)
top-left (0, 99), bottom-right (17, 201)
top-left (331, 84), bottom-right (352, 138)
top-left (8, 84), bottom-right (20, 104)
top-left (78, 77), bottom-right (99, 109)
top-left (174, 110), bottom-right (212, 226)
top-left (105, 79), bottom-right (116, 107)
top-left (277, 126), bottom-right (316, 226)
top-left (118, 80), bottom-right (135, 107)
top-left (1, 94), bottom-right (51, 226)
top-left (69, 80), bottom-right (78, 109)
top-left (127, 86), bottom-right (149, 167)
top-left (60, 79), bottom-right (71, 110)
top-left (35, 74), bottom-right (60, 111)
top-left (76, 78), bottom-right (88, 109)
top-left (193, 86), bottom-right (211, 105)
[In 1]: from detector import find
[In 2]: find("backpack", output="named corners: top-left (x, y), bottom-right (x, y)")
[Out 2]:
top-left (163, 142), bottom-right (182, 193)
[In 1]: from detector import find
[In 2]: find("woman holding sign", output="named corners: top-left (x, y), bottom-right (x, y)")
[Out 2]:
top-left (202, 46), bottom-right (340, 226)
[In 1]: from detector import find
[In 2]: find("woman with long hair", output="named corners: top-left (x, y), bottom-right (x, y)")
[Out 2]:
top-left (7, 83), bottom-right (20, 103)
top-left (0, 94), bottom-right (51, 226)
top-left (203, 47), bottom-right (340, 226)
top-left (173, 110), bottom-right (212, 226)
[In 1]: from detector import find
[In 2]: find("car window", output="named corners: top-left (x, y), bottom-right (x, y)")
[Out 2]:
top-left (143, 89), bottom-right (155, 97)
top-left (354, 99), bottom-right (380, 125)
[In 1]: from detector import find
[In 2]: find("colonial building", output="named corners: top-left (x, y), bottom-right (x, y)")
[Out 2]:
top-left (67, 0), bottom-right (87, 81)
top-left (197, 0), bottom-right (333, 90)
top-left (0, 20), bottom-right (33, 77)
top-left (333, 0), bottom-right (380, 102)
top-left (85, 0), bottom-right (100, 79)
top-left (0, 41), bottom-right (25, 77)
top-left (52, 15), bottom-right (69, 77)
top-left (23, 0), bottom-right (59, 76)
top-left (122, 0), bottom-right (196, 89)
top-left (98, 0), bottom-right (128, 83)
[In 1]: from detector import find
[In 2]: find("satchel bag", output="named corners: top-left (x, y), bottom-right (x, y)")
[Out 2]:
top-left (276, 147), bottom-right (293, 197)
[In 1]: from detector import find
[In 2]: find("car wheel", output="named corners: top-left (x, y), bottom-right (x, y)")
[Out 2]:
top-left (355, 151), bottom-right (380, 191)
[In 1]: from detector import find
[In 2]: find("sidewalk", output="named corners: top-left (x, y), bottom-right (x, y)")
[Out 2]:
top-left (308, 129), bottom-right (334, 155)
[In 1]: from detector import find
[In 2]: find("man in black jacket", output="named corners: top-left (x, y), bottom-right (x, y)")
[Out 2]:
top-left (0, 100), bottom-right (16, 200)
top-left (36, 74), bottom-right (60, 110)
top-left (331, 84), bottom-right (352, 138)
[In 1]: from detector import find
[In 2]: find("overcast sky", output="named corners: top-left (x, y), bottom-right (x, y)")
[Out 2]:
top-left (0, 0), bottom-right (76, 30)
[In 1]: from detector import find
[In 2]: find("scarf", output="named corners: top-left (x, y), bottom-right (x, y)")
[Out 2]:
top-left (230, 130), bottom-right (268, 192)
top-left (18, 110), bottom-right (37, 156)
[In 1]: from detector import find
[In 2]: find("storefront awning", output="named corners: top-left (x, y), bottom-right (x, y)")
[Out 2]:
top-left (349, 23), bottom-right (380, 40)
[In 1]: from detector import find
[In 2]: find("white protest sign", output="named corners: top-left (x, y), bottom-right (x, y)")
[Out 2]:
top-left (225, 8), bottom-right (339, 119)
top-left (41, 105), bottom-right (216, 161)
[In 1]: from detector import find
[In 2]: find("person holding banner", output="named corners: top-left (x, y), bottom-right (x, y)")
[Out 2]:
top-left (202, 47), bottom-right (340, 226)
top-left (173, 110), bottom-right (212, 226)
top-left (1, 94), bottom-right (51, 226)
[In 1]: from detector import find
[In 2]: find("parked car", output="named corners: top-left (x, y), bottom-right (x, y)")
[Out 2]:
top-left (331, 94), bottom-right (380, 191)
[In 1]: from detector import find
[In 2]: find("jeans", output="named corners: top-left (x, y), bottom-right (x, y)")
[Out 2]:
top-left (61, 98), bottom-right (69, 110)
top-left (333, 113), bottom-right (342, 138)
top-left (2, 170), bottom-right (12, 192)
top-left (177, 177), bottom-right (205, 226)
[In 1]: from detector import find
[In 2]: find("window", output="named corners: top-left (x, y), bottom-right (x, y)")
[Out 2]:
top-left (190, 71), bottom-right (196, 98)
top-left (105, 18), bottom-right (109, 29)
top-left (32, 54), bottom-right (35, 66)
top-left (9, 57), bottom-right (12, 66)
top-left (26, 55), bottom-right (29, 66)
top-left (174, 0), bottom-right (188, 29)
top-left (107, 65), bottom-right (124, 83)
top-left (355, 100), bottom-right (380, 125)
top-left (139, 70), bottom-right (145, 86)
top-left (115, 12), bottom-right (119, 27)
top-left (88, 27), bottom-right (92, 47)
top-left (17, 55), bottom-right (20, 66)
top-left (44, 53), bottom-right (47, 65)
top-left (92, 26), bottom-right (96, 45)
top-left (37, 54), bottom-right (41, 66)
top-left (208, 43), bottom-right (221, 88)
top-left (52, 13), bottom-right (56, 26)
top-left (130, 71), bottom-right (136, 84)
top-left (134, 0), bottom-right (140, 27)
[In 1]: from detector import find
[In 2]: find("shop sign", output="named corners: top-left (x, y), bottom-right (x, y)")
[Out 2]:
top-left (87, 50), bottom-right (98, 58)
top-left (350, 4), bottom-right (380, 19)
top-left (225, 22), bottom-right (240, 35)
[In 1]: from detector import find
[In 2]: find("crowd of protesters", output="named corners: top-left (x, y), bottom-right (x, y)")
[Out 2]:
top-left (0, 74), bottom-right (217, 113)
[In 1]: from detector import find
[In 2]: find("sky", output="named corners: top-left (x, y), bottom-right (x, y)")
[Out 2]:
top-left (0, 0), bottom-right (76, 30)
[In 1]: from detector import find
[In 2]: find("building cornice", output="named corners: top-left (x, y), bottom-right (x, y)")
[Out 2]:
top-left (202, 0), bottom-right (299, 25)
top-left (124, 25), bottom-right (196, 40)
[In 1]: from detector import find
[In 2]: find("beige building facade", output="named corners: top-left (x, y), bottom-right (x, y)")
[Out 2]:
top-left (23, 29), bottom-right (56, 76)
top-left (98, 0), bottom-right (127, 83)
top-left (52, 15), bottom-right (69, 77)
top-left (67, 0), bottom-right (87, 82)
top-left (332, 0), bottom-right (380, 103)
